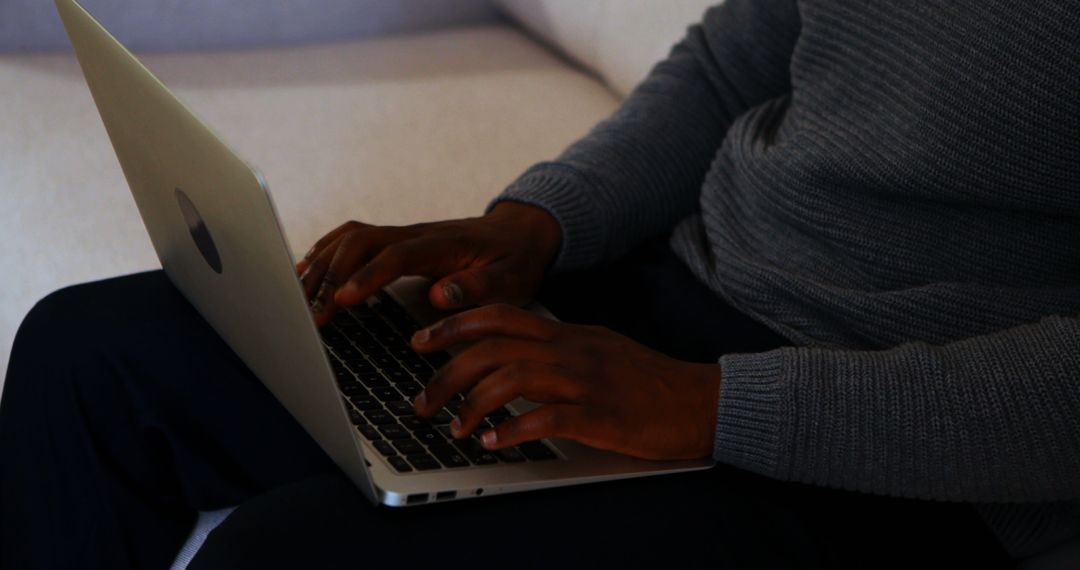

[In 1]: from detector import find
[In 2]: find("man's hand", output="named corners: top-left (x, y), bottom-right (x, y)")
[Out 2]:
top-left (295, 202), bottom-right (561, 327)
top-left (411, 304), bottom-right (722, 461)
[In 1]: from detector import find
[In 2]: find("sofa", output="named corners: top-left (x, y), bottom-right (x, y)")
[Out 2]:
top-left (0, 0), bottom-right (718, 390)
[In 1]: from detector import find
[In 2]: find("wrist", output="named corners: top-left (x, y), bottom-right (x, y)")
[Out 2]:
top-left (691, 362), bottom-right (723, 459)
top-left (489, 201), bottom-right (562, 265)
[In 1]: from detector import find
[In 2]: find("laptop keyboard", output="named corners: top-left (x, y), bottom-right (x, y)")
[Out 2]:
top-left (322, 291), bottom-right (559, 473)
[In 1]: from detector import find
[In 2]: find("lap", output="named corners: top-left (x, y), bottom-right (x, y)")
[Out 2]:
top-left (191, 465), bottom-right (1008, 569)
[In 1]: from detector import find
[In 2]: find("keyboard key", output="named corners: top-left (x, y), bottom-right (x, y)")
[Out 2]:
top-left (519, 441), bottom-right (557, 461)
top-left (378, 424), bottom-right (411, 440)
top-left (331, 314), bottom-right (362, 330)
top-left (494, 447), bottom-right (526, 463)
top-left (393, 439), bottom-right (425, 456)
top-left (488, 407), bottom-right (511, 419)
top-left (347, 409), bottom-right (365, 425)
top-left (373, 440), bottom-right (396, 456)
top-left (453, 439), bottom-right (499, 465)
top-left (398, 416), bottom-right (429, 431)
top-left (387, 456), bottom-right (412, 473)
top-left (376, 331), bottom-right (407, 349)
top-left (364, 410), bottom-right (396, 426)
top-left (396, 381), bottom-right (424, 398)
top-left (357, 373), bottom-right (390, 388)
top-left (432, 409), bottom-right (454, 425)
top-left (444, 400), bottom-right (463, 415)
top-left (339, 383), bottom-right (366, 397)
top-left (403, 358), bottom-right (433, 377)
top-left (322, 327), bottom-right (349, 344)
top-left (383, 368), bottom-right (412, 384)
top-left (371, 386), bottom-right (404, 402)
top-left (429, 444), bottom-right (471, 468)
top-left (406, 453), bottom-right (441, 471)
top-left (385, 401), bottom-right (416, 416)
top-left (436, 425), bottom-right (453, 440)
top-left (357, 425), bottom-right (380, 440)
top-left (369, 353), bottom-right (397, 370)
top-left (334, 345), bottom-right (363, 360)
top-left (413, 428), bottom-right (444, 447)
top-left (389, 346), bottom-right (414, 360)
top-left (332, 368), bottom-right (353, 383)
top-left (345, 359), bottom-right (377, 376)
top-left (349, 394), bottom-right (381, 411)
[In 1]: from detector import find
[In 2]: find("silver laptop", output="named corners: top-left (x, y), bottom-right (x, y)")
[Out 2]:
top-left (55, 0), bottom-right (713, 506)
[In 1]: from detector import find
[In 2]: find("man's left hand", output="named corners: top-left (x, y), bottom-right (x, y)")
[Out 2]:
top-left (411, 304), bottom-right (721, 461)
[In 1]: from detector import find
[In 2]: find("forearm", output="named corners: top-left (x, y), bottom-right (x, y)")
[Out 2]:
top-left (491, 0), bottom-right (801, 272)
top-left (714, 314), bottom-right (1080, 503)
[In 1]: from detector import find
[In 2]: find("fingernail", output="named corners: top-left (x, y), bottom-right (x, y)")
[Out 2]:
top-left (412, 328), bottom-right (430, 345)
top-left (450, 417), bottom-right (462, 436)
top-left (414, 391), bottom-right (427, 411)
top-left (443, 282), bottom-right (463, 307)
top-left (481, 430), bottom-right (497, 448)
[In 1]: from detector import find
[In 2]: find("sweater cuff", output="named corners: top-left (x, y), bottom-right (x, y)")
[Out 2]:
top-left (714, 349), bottom-right (789, 478)
top-left (486, 163), bottom-right (605, 273)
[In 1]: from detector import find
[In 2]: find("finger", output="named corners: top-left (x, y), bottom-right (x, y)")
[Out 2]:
top-left (451, 361), bottom-right (582, 439)
top-left (312, 230), bottom-right (397, 326)
top-left (414, 337), bottom-right (558, 417)
top-left (299, 234), bottom-right (346, 300)
top-left (295, 221), bottom-right (364, 274)
top-left (411, 303), bottom-right (559, 353)
top-left (333, 238), bottom-right (461, 307)
top-left (427, 260), bottom-right (511, 310)
top-left (477, 404), bottom-right (585, 450)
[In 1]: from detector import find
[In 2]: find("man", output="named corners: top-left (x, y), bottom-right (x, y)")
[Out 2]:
top-left (2, 0), bottom-right (1077, 567)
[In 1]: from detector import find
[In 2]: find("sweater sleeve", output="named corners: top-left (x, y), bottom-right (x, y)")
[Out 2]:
top-left (716, 314), bottom-right (1080, 556)
top-left (714, 313), bottom-right (1080, 505)
top-left (488, 0), bottom-right (801, 273)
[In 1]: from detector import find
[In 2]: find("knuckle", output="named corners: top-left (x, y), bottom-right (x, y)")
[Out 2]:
top-left (476, 337), bottom-right (509, 356)
top-left (545, 409), bottom-right (566, 433)
top-left (501, 361), bottom-right (524, 382)
top-left (488, 302), bottom-right (516, 320)
top-left (379, 242), bottom-right (409, 264)
top-left (501, 417), bottom-right (527, 439)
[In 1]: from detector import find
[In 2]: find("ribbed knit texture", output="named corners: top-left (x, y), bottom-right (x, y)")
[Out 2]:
top-left (491, 0), bottom-right (1080, 558)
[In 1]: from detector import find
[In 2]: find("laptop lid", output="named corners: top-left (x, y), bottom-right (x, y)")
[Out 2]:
top-left (54, 0), bottom-right (378, 503)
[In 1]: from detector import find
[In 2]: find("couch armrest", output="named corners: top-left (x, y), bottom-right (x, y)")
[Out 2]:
top-left (1, 0), bottom-right (499, 52)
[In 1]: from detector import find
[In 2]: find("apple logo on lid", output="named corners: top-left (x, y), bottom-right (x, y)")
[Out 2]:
top-left (175, 188), bottom-right (223, 274)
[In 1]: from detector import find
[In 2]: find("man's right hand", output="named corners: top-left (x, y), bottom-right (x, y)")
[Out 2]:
top-left (295, 202), bottom-right (562, 327)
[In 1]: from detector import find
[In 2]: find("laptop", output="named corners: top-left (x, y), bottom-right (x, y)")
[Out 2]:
top-left (55, 0), bottom-right (713, 506)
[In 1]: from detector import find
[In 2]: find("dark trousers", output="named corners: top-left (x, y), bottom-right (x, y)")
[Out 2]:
top-left (0, 237), bottom-right (1011, 569)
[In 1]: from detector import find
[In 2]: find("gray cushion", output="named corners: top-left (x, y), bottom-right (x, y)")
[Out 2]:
top-left (1, 0), bottom-right (498, 52)
top-left (493, 0), bottom-right (720, 96)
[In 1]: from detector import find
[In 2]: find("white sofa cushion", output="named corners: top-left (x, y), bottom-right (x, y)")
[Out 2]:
top-left (1, 0), bottom-right (498, 51)
top-left (494, 0), bottom-right (721, 96)
top-left (0, 25), bottom-right (618, 382)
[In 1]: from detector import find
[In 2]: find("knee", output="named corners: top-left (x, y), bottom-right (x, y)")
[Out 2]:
top-left (17, 284), bottom-right (92, 340)
top-left (10, 283), bottom-right (108, 373)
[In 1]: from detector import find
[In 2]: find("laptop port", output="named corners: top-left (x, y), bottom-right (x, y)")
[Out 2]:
top-left (435, 490), bottom-right (457, 501)
top-left (406, 493), bottom-right (428, 505)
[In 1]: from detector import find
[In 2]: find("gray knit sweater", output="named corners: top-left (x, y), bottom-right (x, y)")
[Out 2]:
top-left (491, 0), bottom-right (1080, 559)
